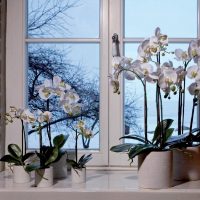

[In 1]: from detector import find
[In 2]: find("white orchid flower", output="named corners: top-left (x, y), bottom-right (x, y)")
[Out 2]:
top-left (77, 120), bottom-right (85, 129)
top-left (38, 87), bottom-right (53, 100)
top-left (22, 109), bottom-right (36, 123)
top-left (137, 39), bottom-right (151, 62)
top-left (37, 110), bottom-right (52, 123)
top-left (124, 70), bottom-right (135, 80)
top-left (70, 103), bottom-right (82, 115)
top-left (60, 91), bottom-right (80, 104)
top-left (61, 102), bottom-right (81, 115)
top-left (158, 67), bottom-right (177, 90)
top-left (188, 81), bottom-right (200, 97)
top-left (175, 66), bottom-right (187, 86)
top-left (155, 27), bottom-right (168, 46)
top-left (175, 49), bottom-right (189, 61)
top-left (112, 57), bottom-right (123, 70)
top-left (188, 40), bottom-right (200, 63)
top-left (42, 111), bottom-right (52, 123)
top-left (187, 65), bottom-right (200, 80)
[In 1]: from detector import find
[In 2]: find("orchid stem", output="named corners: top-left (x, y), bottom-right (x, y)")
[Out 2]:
top-left (75, 129), bottom-right (78, 163)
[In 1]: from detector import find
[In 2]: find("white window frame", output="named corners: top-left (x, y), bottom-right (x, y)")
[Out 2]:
top-left (6, 0), bottom-right (200, 168)
top-left (6, 0), bottom-right (109, 166)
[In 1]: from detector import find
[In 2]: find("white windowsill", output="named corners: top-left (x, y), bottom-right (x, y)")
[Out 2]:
top-left (0, 170), bottom-right (200, 200)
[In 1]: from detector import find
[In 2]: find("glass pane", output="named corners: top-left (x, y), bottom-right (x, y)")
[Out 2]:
top-left (27, 43), bottom-right (100, 150)
top-left (124, 43), bottom-right (197, 140)
top-left (28, 0), bottom-right (100, 38)
top-left (124, 0), bottom-right (197, 38)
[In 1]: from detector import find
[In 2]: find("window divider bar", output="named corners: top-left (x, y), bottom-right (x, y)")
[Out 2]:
top-left (25, 38), bottom-right (101, 43)
top-left (123, 38), bottom-right (197, 43)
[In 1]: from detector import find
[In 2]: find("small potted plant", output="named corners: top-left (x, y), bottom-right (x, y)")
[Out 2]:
top-left (25, 110), bottom-right (68, 187)
top-left (0, 107), bottom-right (35, 183)
top-left (67, 120), bottom-right (93, 184)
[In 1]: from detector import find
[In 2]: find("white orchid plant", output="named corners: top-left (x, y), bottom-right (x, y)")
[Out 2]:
top-left (67, 120), bottom-right (93, 170)
top-left (1, 76), bottom-right (83, 170)
top-left (110, 28), bottom-right (200, 162)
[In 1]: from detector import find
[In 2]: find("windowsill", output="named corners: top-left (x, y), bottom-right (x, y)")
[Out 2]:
top-left (0, 170), bottom-right (200, 200)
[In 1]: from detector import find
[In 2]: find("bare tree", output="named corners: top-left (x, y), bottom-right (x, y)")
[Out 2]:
top-left (27, 0), bottom-right (141, 148)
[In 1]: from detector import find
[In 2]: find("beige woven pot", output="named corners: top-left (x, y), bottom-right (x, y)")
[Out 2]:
top-left (138, 151), bottom-right (172, 189)
top-left (173, 146), bottom-right (200, 181)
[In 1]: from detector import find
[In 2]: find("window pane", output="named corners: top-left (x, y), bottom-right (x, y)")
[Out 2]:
top-left (124, 0), bottom-right (197, 38)
top-left (27, 43), bottom-right (100, 150)
top-left (124, 43), bottom-right (197, 139)
top-left (27, 0), bottom-right (100, 38)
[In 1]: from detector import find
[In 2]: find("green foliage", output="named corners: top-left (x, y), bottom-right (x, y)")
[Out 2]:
top-left (110, 119), bottom-right (176, 164)
top-left (33, 134), bottom-right (68, 169)
top-left (110, 143), bottom-right (133, 152)
top-left (0, 144), bottom-right (35, 171)
top-left (67, 154), bottom-right (92, 169)
top-left (152, 119), bottom-right (173, 145)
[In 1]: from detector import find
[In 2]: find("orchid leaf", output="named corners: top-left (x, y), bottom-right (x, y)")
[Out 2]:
top-left (45, 147), bottom-right (59, 166)
top-left (78, 154), bottom-right (92, 167)
top-left (163, 128), bottom-right (174, 144)
top-left (53, 134), bottom-right (69, 148)
top-left (128, 144), bottom-right (157, 160)
top-left (110, 143), bottom-right (134, 152)
top-left (8, 144), bottom-right (22, 159)
top-left (0, 154), bottom-right (21, 165)
top-left (152, 119), bottom-right (173, 144)
top-left (120, 135), bottom-right (148, 144)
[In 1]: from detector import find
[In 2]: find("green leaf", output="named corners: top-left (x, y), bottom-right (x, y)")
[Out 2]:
top-left (45, 147), bottom-right (59, 166)
top-left (120, 135), bottom-right (148, 144)
top-left (53, 134), bottom-right (69, 148)
top-left (128, 144), bottom-right (157, 160)
top-left (78, 154), bottom-right (92, 167)
top-left (8, 144), bottom-right (22, 159)
top-left (163, 128), bottom-right (174, 144)
top-left (152, 119), bottom-right (173, 144)
top-left (110, 143), bottom-right (134, 152)
top-left (25, 163), bottom-right (40, 172)
top-left (0, 155), bottom-right (21, 165)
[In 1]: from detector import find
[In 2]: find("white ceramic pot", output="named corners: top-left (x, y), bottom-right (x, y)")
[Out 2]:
top-left (35, 166), bottom-right (53, 187)
top-left (52, 153), bottom-right (68, 179)
top-left (138, 151), bottom-right (172, 189)
top-left (71, 167), bottom-right (86, 184)
top-left (173, 146), bottom-right (200, 181)
top-left (13, 165), bottom-right (30, 183)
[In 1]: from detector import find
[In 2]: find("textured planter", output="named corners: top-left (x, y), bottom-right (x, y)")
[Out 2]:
top-left (35, 166), bottom-right (53, 187)
top-left (13, 165), bottom-right (30, 183)
top-left (173, 146), bottom-right (200, 181)
top-left (138, 151), bottom-right (172, 189)
top-left (71, 167), bottom-right (86, 184)
top-left (52, 153), bottom-right (68, 179)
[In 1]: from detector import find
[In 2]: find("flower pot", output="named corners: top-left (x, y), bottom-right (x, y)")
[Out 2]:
top-left (173, 146), bottom-right (200, 181)
top-left (71, 167), bottom-right (86, 184)
top-left (13, 165), bottom-right (31, 183)
top-left (138, 151), bottom-right (172, 189)
top-left (35, 166), bottom-right (53, 187)
top-left (52, 153), bottom-right (68, 179)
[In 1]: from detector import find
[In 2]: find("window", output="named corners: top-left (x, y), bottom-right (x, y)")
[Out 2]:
top-left (6, 0), bottom-right (109, 166)
top-left (6, 0), bottom-right (200, 167)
